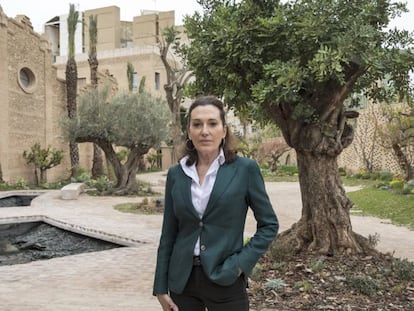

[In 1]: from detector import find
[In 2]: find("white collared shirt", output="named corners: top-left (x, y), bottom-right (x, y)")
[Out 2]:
top-left (179, 149), bottom-right (225, 255)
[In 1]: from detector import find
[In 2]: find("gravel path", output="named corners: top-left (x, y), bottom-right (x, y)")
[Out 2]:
top-left (0, 171), bottom-right (411, 310)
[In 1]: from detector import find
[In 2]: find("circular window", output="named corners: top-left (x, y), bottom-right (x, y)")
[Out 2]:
top-left (18, 67), bottom-right (37, 93)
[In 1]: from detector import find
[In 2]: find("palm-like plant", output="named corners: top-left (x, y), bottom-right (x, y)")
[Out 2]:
top-left (66, 3), bottom-right (80, 177)
top-left (88, 14), bottom-right (104, 178)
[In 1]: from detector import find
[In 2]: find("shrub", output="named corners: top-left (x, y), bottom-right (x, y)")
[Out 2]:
top-left (392, 258), bottom-right (414, 281)
top-left (264, 278), bottom-right (286, 290)
top-left (401, 181), bottom-right (414, 195)
top-left (294, 280), bottom-right (313, 292)
top-left (367, 233), bottom-right (380, 248)
top-left (361, 172), bottom-right (371, 179)
top-left (260, 163), bottom-right (269, 170)
top-left (277, 165), bottom-right (298, 176)
top-left (93, 176), bottom-right (114, 193)
top-left (369, 171), bottom-right (381, 180)
top-left (350, 170), bottom-right (395, 182)
top-left (379, 171), bottom-right (393, 181)
top-left (338, 167), bottom-right (346, 176)
top-left (309, 257), bottom-right (325, 273)
top-left (71, 171), bottom-right (92, 184)
top-left (268, 239), bottom-right (292, 262)
top-left (114, 199), bottom-right (163, 214)
top-left (0, 182), bottom-right (13, 191)
top-left (347, 275), bottom-right (380, 296)
top-left (271, 261), bottom-right (287, 272)
top-left (250, 263), bottom-right (264, 282)
top-left (353, 172), bottom-right (363, 179)
top-left (402, 186), bottom-right (413, 195)
top-left (390, 179), bottom-right (405, 194)
top-left (375, 182), bottom-right (390, 190)
top-left (14, 177), bottom-right (28, 190)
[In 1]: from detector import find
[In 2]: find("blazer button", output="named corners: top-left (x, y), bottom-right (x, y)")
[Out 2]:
top-left (200, 245), bottom-right (206, 251)
top-left (199, 221), bottom-right (203, 227)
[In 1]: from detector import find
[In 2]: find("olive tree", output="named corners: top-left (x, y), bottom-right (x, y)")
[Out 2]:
top-left (159, 26), bottom-right (193, 160)
top-left (379, 103), bottom-right (414, 180)
top-left (23, 143), bottom-right (64, 185)
top-left (63, 88), bottom-right (170, 190)
top-left (184, 0), bottom-right (414, 255)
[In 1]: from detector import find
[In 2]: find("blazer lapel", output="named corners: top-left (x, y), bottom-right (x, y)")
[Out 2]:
top-left (204, 162), bottom-right (238, 216)
top-left (177, 167), bottom-right (200, 218)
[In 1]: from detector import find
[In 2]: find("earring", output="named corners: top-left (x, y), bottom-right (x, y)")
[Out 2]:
top-left (186, 139), bottom-right (195, 151)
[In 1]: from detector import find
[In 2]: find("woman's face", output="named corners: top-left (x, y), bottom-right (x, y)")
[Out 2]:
top-left (188, 104), bottom-right (227, 158)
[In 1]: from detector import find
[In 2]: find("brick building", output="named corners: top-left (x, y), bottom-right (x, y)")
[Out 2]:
top-left (0, 5), bottom-right (181, 183)
top-left (0, 6), bottom-right (70, 183)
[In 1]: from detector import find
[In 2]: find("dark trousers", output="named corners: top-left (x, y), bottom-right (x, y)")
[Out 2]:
top-left (170, 266), bottom-right (249, 311)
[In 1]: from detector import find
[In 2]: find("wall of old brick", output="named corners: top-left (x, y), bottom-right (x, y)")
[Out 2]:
top-left (0, 9), bottom-right (91, 184)
top-left (338, 103), bottom-right (408, 176)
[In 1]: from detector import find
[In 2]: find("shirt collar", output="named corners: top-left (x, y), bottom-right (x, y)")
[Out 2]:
top-left (180, 148), bottom-right (226, 171)
top-left (217, 148), bottom-right (225, 165)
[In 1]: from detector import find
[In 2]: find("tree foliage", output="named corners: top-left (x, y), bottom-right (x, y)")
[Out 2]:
top-left (186, 0), bottom-right (414, 115)
top-left (67, 3), bottom-right (79, 59)
top-left (23, 143), bottom-right (64, 185)
top-left (62, 88), bottom-right (171, 189)
top-left (184, 0), bottom-right (414, 255)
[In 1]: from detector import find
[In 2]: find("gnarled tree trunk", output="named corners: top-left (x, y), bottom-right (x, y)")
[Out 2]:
top-left (268, 94), bottom-right (372, 255)
top-left (97, 142), bottom-right (148, 190)
top-left (392, 142), bottom-right (414, 181)
top-left (293, 152), bottom-right (362, 255)
top-left (159, 26), bottom-right (193, 162)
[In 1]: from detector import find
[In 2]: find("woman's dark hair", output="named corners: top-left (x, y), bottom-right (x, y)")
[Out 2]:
top-left (181, 96), bottom-right (238, 165)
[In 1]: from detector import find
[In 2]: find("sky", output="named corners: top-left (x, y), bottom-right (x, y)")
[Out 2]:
top-left (0, 0), bottom-right (203, 33)
top-left (0, 0), bottom-right (413, 34)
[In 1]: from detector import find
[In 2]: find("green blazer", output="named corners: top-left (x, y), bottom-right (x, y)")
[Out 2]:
top-left (153, 156), bottom-right (278, 295)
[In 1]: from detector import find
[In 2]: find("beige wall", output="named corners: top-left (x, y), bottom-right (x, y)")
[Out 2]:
top-left (0, 8), bottom-right (10, 181)
top-left (133, 11), bottom-right (175, 46)
top-left (338, 103), bottom-right (409, 176)
top-left (0, 9), bottom-right (72, 183)
top-left (55, 8), bottom-right (176, 95)
top-left (55, 47), bottom-right (167, 96)
top-left (84, 6), bottom-right (121, 52)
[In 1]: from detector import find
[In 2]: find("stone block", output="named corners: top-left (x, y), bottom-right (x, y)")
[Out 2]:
top-left (60, 183), bottom-right (85, 200)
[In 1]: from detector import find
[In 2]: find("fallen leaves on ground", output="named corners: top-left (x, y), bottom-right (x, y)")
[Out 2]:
top-left (248, 252), bottom-right (414, 311)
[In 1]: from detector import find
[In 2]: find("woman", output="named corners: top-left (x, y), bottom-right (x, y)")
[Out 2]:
top-left (153, 96), bottom-right (278, 311)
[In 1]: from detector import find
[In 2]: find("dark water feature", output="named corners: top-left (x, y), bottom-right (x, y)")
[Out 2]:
top-left (0, 222), bottom-right (124, 266)
top-left (0, 195), bottom-right (38, 207)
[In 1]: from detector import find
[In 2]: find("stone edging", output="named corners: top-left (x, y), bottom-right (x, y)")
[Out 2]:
top-left (0, 215), bottom-right (146, 247)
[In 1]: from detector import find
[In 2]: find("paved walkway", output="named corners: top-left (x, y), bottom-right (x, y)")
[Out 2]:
top-left (0, 171), bottom-right (412, 310)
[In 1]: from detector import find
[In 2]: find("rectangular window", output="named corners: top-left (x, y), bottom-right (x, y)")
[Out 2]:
top-left (155, 72), bottom-right (160, 91)
top-left (155, 19), bottom-right (160, 43)
top-left (132, 72), bottom-right (138, 93)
